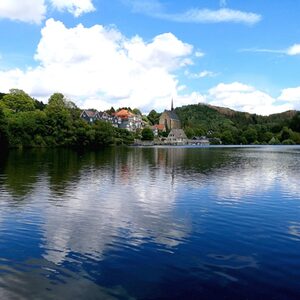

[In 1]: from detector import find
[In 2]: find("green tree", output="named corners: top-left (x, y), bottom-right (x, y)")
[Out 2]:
top-left (290, 112), bottom-right (300, 132)
top-left (221, 130), bottom-right (234, 145)
top-left (93, 121), bottom-right (114, 147)
top-left (243, 128), bottom-right (258, 144)
top-left (114, 128), bottom-right (135, 145)
top-left (44, 93), bottom-right (73, 146)
top-left (147, 110), bottom-right (161, 125)
top-left (2, 89), bottom-right (35, 112)
top-left (141, 127), bottom-right (154, 141)
top-left (0, 107), bottom-right (8, 148)
top-left (132, 108), bottom-right (142, 115)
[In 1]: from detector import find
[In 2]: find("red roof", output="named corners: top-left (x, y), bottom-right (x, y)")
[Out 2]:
top-left (153, 124), bottom-right (165, 131)
top-left (115, 109), bottom-right (134, 119)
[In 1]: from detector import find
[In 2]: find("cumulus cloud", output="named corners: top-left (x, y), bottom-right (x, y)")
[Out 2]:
top-left (0, 18), bottom-right (297, 115)
top-left (0, 19), bottom-right (193, 112)
top-left (0, 0), bottom-right (96, 24)
top-left (279, 87), bottom-right (300, 107)
top-left (126, 0), bottom-right (261, 25)
top-left (49, 0), bottom-right (95, 17)
top-left (0, 0), bottom-right (46, 24)
top-left (205, 82), bottom-right (293, 115)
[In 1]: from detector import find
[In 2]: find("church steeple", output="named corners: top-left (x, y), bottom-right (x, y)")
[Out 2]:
top-left (171, 98), bottom-right (174, 111)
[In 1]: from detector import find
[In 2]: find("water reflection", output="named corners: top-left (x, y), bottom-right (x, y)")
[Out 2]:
top-left (0, 146), bottom-right (300, 299)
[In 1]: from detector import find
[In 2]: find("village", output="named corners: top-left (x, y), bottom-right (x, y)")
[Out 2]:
top-left (80, 100), bottom-right (211, 146)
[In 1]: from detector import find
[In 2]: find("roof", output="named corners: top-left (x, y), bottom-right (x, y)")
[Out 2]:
top-left (153, 124), bottom-right (165, 131)
top-left (163, 110), bottom-right (179, 120)
top-left (81, 110), bottom-right (98, 117)
top-left (115, 109), bottom-right (134, 119)
top-left (168, 129), bottom-right (188, 140)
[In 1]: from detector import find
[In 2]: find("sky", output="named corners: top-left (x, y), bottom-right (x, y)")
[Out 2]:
top-left (0, 0), bottom-right (300, 115)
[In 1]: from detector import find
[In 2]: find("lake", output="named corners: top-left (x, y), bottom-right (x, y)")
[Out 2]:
top-left (0, 146), bottom-right (300, 299)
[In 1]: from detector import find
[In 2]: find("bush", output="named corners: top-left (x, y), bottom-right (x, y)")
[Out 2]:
top-left (141, 128), bottom-right (154, 141)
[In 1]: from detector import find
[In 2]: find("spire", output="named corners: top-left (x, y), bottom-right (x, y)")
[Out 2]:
top-left (171, 98), bottom-right (174, 111)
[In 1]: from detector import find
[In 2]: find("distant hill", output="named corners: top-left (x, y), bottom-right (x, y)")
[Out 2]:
top-left (175, 103), bottom-right (300, 145)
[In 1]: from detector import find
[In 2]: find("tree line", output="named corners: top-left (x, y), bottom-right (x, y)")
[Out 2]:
top-left (1, 89), bottom-right (300, 149)
top-left (174, 104), bottom-right (300, 145)
top-left (0, 89), bottom-right (135, 149)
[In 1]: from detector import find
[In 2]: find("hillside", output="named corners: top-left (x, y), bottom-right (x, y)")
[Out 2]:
top-left (175, 103), bottom-right (300, 145)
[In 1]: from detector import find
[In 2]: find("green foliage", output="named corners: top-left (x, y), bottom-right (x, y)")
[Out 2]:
top-left (243, 128), bottom-right (258, 144)
top-left (0, 92), bottom-right (6, 100)
top-left (141, 127), bottom-right (154, 141)
top-left (269, 137), bottom-right (281, 145)
top-left (175, 104), bottom-right (300, 145)
top-left (282, 139), bottom-right (296, 145)
top-left (290, 112), bottom-right (300, 132)
top-left (93, 121), bottom-right (114, 147)
top-left (0, 91), bottom-right (123, 149)
top-left (132, 108), bottom-right (142, 115)
top-left (147, 109), bottom-right (161, 125)
top-left (114, 128), bottom-right (135, 145)
top-left (0, 107), bottom-right (8, 148)
top-left (2, 89), bottom-right (35, 113)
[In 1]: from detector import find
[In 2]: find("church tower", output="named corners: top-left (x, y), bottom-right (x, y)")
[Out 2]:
top-left (171, 98), bottom-right (174, 111)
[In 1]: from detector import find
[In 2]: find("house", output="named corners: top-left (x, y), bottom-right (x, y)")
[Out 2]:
top-left (159, 99), bottom-right (181, 131)
top-left (152, 124), bottom-right (165, 136)
top-left (81, 108), bottom-right (143, 132)
top-left (190, 136), bottom-right (210, 146)
top-left (167, 129), bottom-right (188, 145)
top-left (80, 110), bottom-right (100, 123)
top-left (113, 109), bottom-right (143, 132)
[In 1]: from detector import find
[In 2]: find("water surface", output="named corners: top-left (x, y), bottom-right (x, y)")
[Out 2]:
top-left (0, 146), bottom-right (299, 299)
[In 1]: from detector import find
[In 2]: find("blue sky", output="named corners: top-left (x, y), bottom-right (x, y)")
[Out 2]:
top-left (0, 0), bottom-right (300, 114)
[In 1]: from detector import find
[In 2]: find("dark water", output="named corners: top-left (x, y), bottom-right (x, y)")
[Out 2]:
top-left (0, 146), bottom-right (300, 300)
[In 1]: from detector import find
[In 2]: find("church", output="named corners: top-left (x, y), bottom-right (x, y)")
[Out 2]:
top-left (159, 99), bottom-right (181, 131)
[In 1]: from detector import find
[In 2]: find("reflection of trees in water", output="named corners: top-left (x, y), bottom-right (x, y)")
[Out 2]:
top-left (1, 147), bottom-right (300, 201)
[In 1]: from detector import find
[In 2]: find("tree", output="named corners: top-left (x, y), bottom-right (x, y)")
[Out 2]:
top-left (93, 121), bottom-right (114, 147)
top-left (243, 128), bottom-right (258, 144)
top-left (290, 112), bottom-right (300, 132)
top-left (280, 126), bottom-right (292, 142)
top-left (132, 108), bottom-right (142, 115)
top-left (141, 127), bottom-right (154, 141)
top-left (45, 93), bottom-right (73, 145)
top-left (147, 110), bottom-right (161, 125)
top-left (0, 107), bottom-right (8, 148)
top-left (221, 130), bottom-right (234, 145)
top-left (2, 89), bottom-right (35, 112)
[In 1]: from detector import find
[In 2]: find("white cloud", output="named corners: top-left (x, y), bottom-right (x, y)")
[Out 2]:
top-left (0, 19), bottom-right (193, 113)
top-left (205, 82), bottom-right (293, 115)
top-left (49, 0), bottom-right (95, 17)
top-left (166, 8), bottom-right (261, 25)
top-left (126, 0), bottom-right (261, 25)
top-left (185, 70), bottom-right (217, 79)
top-left (241, 43), bottom-right (300, 56)
top-left (287, 44), bottom-right (300, 56)
top-left (278, 87), bottom-right (300, 107)
top-left (195, 51), bottom-right (205, 58)
top-left (0, 0), bottom-right (46, 24)
top-left (123, 0), bottom-right (262, 25)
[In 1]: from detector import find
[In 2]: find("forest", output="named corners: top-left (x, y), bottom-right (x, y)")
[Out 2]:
top-left (0, 89), bottom-right (134, 149)
top-left (174, 104), bottom-right (300, 145)
top-left (0, 89), bottom-right (300, 149)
